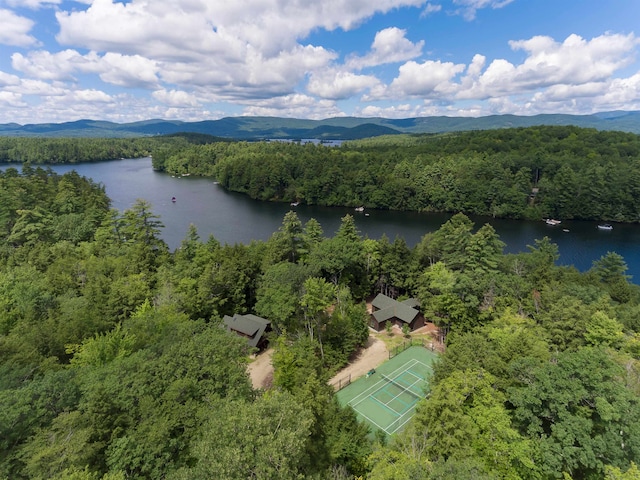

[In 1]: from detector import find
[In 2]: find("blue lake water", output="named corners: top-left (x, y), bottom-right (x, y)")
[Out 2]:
top-left (4, 157), bottom-right (640, 282)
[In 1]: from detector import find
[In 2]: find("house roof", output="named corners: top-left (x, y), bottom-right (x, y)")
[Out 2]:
top-left (371, 293), bottom-right (420, 324)
top-left (371, 293), bottom-right (397, 310)
top-left (223, 313), bottom-right (271, 348)
top-left (401, 298), bottom-right (420, 308)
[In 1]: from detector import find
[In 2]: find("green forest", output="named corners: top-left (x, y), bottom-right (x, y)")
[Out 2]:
top-left (0, 137), bottom-right (157, 164)
top-left (152, 126), bottom-right (640, 223)
top-left (2, 165), bottom-right (640, 479)
top-left (3, 126), bottom-right (640, 223)
top-left (0, 134), bottom-right (229, 165)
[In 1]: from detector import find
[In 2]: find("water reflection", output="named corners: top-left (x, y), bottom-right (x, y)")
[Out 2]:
top-left (3, 158), bottom-right (640, 281)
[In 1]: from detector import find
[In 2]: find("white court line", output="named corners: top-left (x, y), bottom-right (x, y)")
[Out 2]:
top-left (348, 355), bottom-right (435, 433)
top-left (352, 405), bottom-right (388, 432)
top-left (378, 382), bottom-right (419, 415)
top-left (387, 407), bottom-right (418, 434)
top-left (348, 358), bottom-right (420, 407)
top-left (384, 374), bottom-right (424, 397)
top-left (384, 401), bottom-right (420, 435)
top-left (370, 392), bottom-right (401, 414)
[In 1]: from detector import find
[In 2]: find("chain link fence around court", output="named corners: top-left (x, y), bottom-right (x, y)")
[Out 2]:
top-left (335, 346), bottom-right (438, 435)
top-left (331, 339), bottom-right (437, 392)
top-left (331, 338), bottom-right (437, 392)
top-left (388, 338), bottom-right (436, 360)
top-left (332, 373), bottom-right (351, 391)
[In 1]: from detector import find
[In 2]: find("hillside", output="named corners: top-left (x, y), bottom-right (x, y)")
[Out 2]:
top-left (2, 111), bottom-right (640, 138)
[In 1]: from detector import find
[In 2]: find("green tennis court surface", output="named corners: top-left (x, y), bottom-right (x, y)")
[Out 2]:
top-left (336, 345), bottom-right (437, 435)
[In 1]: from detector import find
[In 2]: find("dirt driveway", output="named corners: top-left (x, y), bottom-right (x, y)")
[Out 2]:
top-left (247, 334), bottom-right (390, 390)
top-left (328, 335), bottom-right (389, 389)
top-left (247, 324), bottom-right (441, 391)
top-left (247, 348), bottom-right (274, 390)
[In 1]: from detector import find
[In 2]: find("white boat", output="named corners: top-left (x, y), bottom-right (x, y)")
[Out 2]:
top-left (355, 206), bottom-right (365, 212)
top-left (597, 224), bottom-right (613, 231)
top-left (290, 201), bottom-right (299, 207)
top-left (545, 218), bottom-right (562, 226)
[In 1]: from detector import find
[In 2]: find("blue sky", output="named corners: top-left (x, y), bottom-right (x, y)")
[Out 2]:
top-left (0, 0), bottom-right (638, 124)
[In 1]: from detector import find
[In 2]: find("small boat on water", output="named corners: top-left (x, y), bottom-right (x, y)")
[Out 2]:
top-left (355, 206), bottom-right (365, 212)
top-left (171, 196), bottom-right (176, 203)
top-left (545, 218), bottom-right (562, 226)
top-left (597, 224), bottom-right (613, 231)
top-left (290, 201), bottom-right (299, 207)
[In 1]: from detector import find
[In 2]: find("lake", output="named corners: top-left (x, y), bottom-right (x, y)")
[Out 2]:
top-left (4, 157), bottom-right (640, 281)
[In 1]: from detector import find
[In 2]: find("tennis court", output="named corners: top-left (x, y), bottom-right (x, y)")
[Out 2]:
top-left (336, 345), bottom-right (437, 435)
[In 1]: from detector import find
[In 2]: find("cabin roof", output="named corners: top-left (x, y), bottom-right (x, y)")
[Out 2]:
top-left (371, 293), bottom-right (420, 324)
top-left (223, 314), bottom-right (271, 348)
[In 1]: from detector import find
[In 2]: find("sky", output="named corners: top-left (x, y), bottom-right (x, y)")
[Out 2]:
top-left (0, 0), bottom-right (639, 124)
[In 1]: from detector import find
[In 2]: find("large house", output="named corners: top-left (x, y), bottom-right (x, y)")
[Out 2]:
top-left (369, 293), bottom-right (424, 332)
top-left (223, 313), bottom-right (271, 350)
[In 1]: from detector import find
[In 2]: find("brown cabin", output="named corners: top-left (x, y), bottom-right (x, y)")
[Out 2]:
top-left (369, 293), bottom-right (424, 332)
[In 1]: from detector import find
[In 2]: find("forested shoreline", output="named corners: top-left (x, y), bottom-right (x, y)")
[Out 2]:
top-left (2, 166), bottom-right (640, 479)
top-left (0, 134), bottom-right (229, 165)
top-left (152, 125), bottom-right (640, 223)
top-left (3, 126), bottom-right (640, 223)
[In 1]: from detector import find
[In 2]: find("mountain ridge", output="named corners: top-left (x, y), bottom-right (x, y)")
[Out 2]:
top-left (1, 111), bottom-right (640, 139)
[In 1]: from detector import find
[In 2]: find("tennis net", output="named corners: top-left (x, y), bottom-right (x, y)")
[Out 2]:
top-left (381, 374), bottom-right (423, 400)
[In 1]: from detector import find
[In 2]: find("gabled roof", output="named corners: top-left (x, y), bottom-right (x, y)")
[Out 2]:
top-left (401, 298), bottom-right (420, 309)
top-left (223, 313), bottom-right (271, 348)
top-left (371, 293), bottom-right (420, 324)
top-left (371, 293), bottom-right (398, 310)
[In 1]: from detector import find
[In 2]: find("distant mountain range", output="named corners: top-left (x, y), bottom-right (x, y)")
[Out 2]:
top-left (2, 111), bottom-right (640, 139)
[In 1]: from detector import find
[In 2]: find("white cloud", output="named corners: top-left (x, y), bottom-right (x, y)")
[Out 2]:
top-left (456, 33), bottom-right (639, 100)
top-left (23, 90), bottom-right (123, 124)
top-left (452, 0), bottom-right (514, 21)
top-left (56, 2), bottom-right (230, 62)
top-left (12, 49), bottom-right (159, 88)
top-left (0, 76), bottom-right (67, 97)
top-left (55, 0), bottom-right (428, 58)
top-left (71, 89), bottom-right (113, 103)
top-left (374, 59), bottom-right (465, 99)
top-left (307, 70), bottom-right (380, 100)
top-left (12, 50), bottom-right (86, 81)
top-left (0, 91), bottom-right (26, 108)
top-left (347, 27), bottom-right (424, 69)
top-left (4, 78), bottom-right (66, 96)
top-left (241, 93), bottom-right (343, 119)
top-left (356, 31), bottom-right (640, 117)
top-left (152, 89), bottom-right (200, 107)
top-left (18, 87), bottom-right (120, 122)
top-left (0, 8), bottom-right (38, 46)
top-left (0, 70), bottom-right (21, 87)
top-left (527, 73), bottom-right (640, 114)
top-left (160, 44), bottom-right (336, 102)
top-left (52, 0), bottom-right (425, 102)
top-left (508, 33), bottom-right (637, 85)
top-left (98, 53), bottom-right (159, 88)
top-left (598, 73), bottom-right (640, 109)
top-left (1, 0), bottom-right (639, 122)
top-left (5, 0), bottom-right (61, 9)
top-left (421, 3), bottom-right (442, 17)
top-left (538, 83), bottom-right (607, 103)
top-left (357, 103), bottom-right (419, 118)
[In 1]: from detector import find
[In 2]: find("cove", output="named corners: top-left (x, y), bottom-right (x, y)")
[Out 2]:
top-left (4, 157), bottom-right (640, 282)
